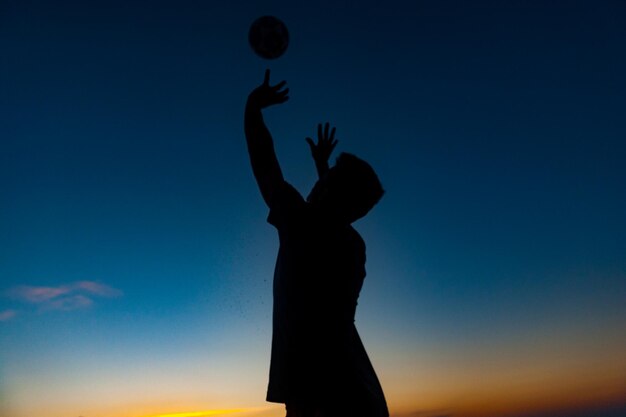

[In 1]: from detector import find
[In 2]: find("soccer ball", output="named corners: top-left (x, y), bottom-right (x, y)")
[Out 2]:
top-left (248, 16), bottom-right (289, 60)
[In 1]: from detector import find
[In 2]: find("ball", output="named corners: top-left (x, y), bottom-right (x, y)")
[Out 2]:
top-left (248, 15), bottom-right (289, 60)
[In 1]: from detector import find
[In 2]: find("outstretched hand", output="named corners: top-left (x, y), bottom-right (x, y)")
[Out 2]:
top-left (248, 69), bottom-right (289, 109)
top-left (306, 122), bottom-right (338, 177)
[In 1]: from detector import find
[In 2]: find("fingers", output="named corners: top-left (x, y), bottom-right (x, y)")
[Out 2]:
top-left (306, 137), bottom-right (315, 149)
top-left (309, 123), bottom-right (338, 159)
top-left (263, 69), bottom-right (270, 85)
top-left (263, 70), bottom-right (288, 93)
top-left (330, 125), bottom-right (337, 147)
top-left (272, 80), bottom-right (287, 91)
top-left (274, 90), bottom-right (289, 104)
top-left (277, 88), bottom-right (289, 100)
top-left (267, 85), bottom-right (289, 105)
top-left (316, 122), bottom-right (337, 143)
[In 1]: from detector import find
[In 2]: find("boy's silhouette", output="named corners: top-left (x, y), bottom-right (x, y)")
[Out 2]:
top-left (244, 70), bottom-right (388, 417)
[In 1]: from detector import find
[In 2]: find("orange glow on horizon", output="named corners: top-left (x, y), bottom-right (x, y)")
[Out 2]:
top-left (143, 409), bottom-right (248, 417)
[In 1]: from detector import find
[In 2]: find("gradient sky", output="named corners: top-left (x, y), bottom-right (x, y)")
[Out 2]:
top-left (1, 1), bottom-right (626, 417)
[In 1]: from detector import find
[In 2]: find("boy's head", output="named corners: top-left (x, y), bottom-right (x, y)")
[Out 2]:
top-left (307, 152), bottom-right (384, 224)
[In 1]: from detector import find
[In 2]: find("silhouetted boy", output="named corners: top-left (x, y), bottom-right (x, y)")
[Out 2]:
top-left (245, 70), bottom-right (388, 417)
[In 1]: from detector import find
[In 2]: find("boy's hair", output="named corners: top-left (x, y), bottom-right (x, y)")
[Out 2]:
top-left (334, 152), bottom-right (384, 220)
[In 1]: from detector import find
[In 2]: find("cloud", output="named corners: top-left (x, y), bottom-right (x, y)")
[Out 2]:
top-left (0, 309), bottom-right (17, 321)
top-left (9, 285), bottom-right (71, 303)
top-left (74, 280), bottom-right (123, 297)
top-left (44, 294), bottom-right (94, 311)
top-left (6, 281), bottom-right (122, 312)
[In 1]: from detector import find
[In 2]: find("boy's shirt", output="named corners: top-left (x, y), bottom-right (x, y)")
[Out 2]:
top-left (265, 180), bottom-right (388, 416)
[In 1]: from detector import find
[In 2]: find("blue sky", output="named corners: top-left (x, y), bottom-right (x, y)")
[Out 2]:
top-left (1, 1), bottom-right (626, 416)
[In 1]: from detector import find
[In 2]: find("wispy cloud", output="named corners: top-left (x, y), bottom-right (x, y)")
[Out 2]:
top-left (6, 281), bottom-right (122, 312)
top-left (9, 285), bottom-right (71, 303)
top-left (0, 309), bottom-right (17, 321)
top-left (44, 294), bottom-right (94, 311)
top-left (73, 280), bottom-right (123, 297)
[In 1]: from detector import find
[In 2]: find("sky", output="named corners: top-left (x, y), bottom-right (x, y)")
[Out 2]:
top-left (1, 1), bottom-right (626, 417)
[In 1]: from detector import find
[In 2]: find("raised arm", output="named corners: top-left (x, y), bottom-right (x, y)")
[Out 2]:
top-left (306, 122), bottom-right (338, 179)
top-left (244, 70), bottom-right (290, 207)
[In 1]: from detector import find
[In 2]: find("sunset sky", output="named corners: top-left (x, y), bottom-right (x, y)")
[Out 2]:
top-left (1, 1), bottom-right (625, 417)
